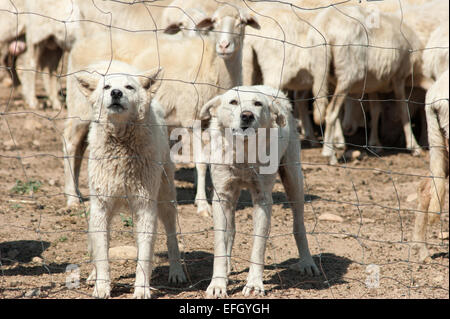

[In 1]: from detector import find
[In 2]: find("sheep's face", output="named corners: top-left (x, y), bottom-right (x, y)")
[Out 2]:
top-left (75, 62), bottom-right (162, 123)
top-left (163, 8), bottom-right (210, 38)
top-left (196, 6), bottom-right (260, 60)
top-left (201, 89), bottom-right (273, 134)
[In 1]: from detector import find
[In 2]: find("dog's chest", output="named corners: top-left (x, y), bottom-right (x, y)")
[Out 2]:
top-left (88, 132), bottom-right (161, 201)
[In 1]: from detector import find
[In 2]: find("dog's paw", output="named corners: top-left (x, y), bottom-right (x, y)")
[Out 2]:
top-left (86, 268), bottom-right (96, 286)
top-left (93, 281), bottom-right (111, 299)
top-left (133, 286), bottom-right (152, 299)
top-left (290, 258), bottom-right (321, 276)
top-left (242, 279), bottom-right (265, 297)
top-left (206, 278), bottom-right (228, 298)
top-left (169, 263), bottom-right (187, 284)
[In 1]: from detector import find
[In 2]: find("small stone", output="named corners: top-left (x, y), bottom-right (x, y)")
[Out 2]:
top-left (360, 218), bottom-right (375, 224)
top-left (438, 232), bottom-right (449, 240)
top-left (318, 213), bottom-right (344, 222)
top-left (23, 119), bottom-right (43, 131)
top-left (32, 256), bottom-right (43, 264)
top-left (109, 245), bottom-right (137, 262)
top-left (25, 288), bottom-right (41, 297)
top-left (345, 150), bottom-right (362, 160)
top-left (32, 140), bottom-right (40, 147)
top-left (3, 140), bottom-right (17, 151)
top-left (407, 193), bottom-right (418, 202)
top-left (433, 275), bottom-right (444, 283)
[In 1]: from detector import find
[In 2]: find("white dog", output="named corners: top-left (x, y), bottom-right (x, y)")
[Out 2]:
top-left (199, 85), bottom-right (320, 298)
top-left (74, 60), bottom-right (186, 298)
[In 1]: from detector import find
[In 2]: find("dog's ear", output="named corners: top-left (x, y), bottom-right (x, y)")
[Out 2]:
top-left (199, 95), bottom-right (221, 121)
top-left (268, 96), bottom-right (290, 128)
top-left (140, 67), bottom-right (164, 96)
top-left (75, 72), bottom-right (98, 97)
top-left (164, 22), bottom-right (182, 34)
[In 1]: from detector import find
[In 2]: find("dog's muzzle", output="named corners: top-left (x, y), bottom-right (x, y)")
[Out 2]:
top-left (240, 111), bottom-right (255, 130)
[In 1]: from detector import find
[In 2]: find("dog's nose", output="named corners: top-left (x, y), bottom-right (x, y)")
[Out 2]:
top-left (240, 111), bottom-right (255, 123)
top-left (111, 89), bottom-right (123, 99)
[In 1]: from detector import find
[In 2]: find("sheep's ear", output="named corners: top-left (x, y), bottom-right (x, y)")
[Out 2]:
top-left (241, 12), bottom-right (260, 30)
top-left (140, 67), bottom-right (164, 95)
top-left (164, 22), bottom-right (182, 34)
top-left (196, 17), bottom-right (214, 30)
top-left (199, 95), bottom-right (221, 121)
top-left (75, 72), bottom-right (98, 97)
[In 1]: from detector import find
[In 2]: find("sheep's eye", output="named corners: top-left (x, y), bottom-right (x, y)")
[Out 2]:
top-left (103, 85), bottom-right (111, 90)
top-left (230, 99), bottom-right (238, 105)
top-left (254, 101), bottom-right (262, 106)
top-left (125, 85), bottom-right (134, 90)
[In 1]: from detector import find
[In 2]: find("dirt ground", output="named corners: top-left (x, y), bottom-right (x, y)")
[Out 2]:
top-left (0, 78), bottom-right (448, 300)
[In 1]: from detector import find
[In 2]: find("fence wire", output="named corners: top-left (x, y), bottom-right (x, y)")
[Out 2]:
top-left (0, 0), bottom-right (448, 299)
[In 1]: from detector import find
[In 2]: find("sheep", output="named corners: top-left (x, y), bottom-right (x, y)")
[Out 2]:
top-left (161, 0), bottom-right (219, 37)
top-left (73, 59), bottom-right (186, 298)
top-left (241, 3), bottom-right (322, 142)
top-left (0, 0), bottom-right (26, 87)
top-left (63, 4), bottom-right (261, 219)
top-left (307, 5), bottom-right (423, 163)
top-left (15, 0), bottom-right (81, 110)
top-left (422, 25), bottom-right (449, 82)
top-left (342, 89), bottom-right (428, 155)
top-left (412, 69), bottom-right (449, 262)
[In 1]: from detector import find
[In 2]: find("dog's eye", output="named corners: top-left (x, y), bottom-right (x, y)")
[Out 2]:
top-left (125, 85), bottom-right (135, 90)
top-left (254, 101), bottom-right (262, 106)
top-left (103, 85), bottom-right (111, 90)
top-left (230, 99), bottom-right (238, 105)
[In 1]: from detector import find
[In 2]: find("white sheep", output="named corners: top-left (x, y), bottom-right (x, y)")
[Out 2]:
top-left (64, 4), bottom-right (261, 219)
top-left (15, 0), bottom-right (81, 110)
top-left (0, 0), bottom-right (26, 87)
top-left (412, 69), bottom-right (449, 262)
top-left (242, 3), bottom-right (321, 142)
top-left (74, 59), bottom-right (186, 298)
top-left (161, 0), bottom-right (219, 37)
top-left (422, 24), bottom-right (449, 82)
top-left (308, 5), bottom-right (423, 163)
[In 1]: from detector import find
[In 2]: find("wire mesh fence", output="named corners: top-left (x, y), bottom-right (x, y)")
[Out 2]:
top-left (0, 0), bottom-right (448, 299)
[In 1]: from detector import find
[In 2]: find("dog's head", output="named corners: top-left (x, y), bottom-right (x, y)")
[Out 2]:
top-left (75, 61), bottom-right (162, 122)
top-left (200, 86), bottom-right (288, 135)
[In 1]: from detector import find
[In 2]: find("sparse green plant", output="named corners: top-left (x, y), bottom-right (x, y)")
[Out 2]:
top-left (59, 236), bottom-right (68, 242)
top-left (10, 204), bottom-right (22, 210)
top-left (11, 180), bottom-right (42, 195)
top-left (120, 213), bottom-right (133, 227)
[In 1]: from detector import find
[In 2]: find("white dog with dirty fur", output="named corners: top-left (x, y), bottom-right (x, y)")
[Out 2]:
top-left (199, 85), bottom-right (319, 298)
top-left (74, 60), bottom-right (186, 299)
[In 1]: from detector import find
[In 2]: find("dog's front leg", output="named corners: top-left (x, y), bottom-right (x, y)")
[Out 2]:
top-left (88, 199), bottom-right (112, 298)
top-left (206, 186), bottom-right (239, 298)
top-left (134, 203), bottom-right (158, 299)
top-left (243, 187), bottom-right (273, 297)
